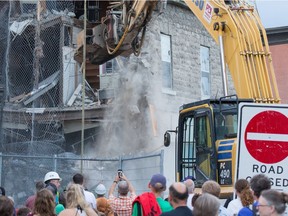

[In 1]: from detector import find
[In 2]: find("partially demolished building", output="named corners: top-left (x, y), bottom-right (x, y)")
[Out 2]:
top-left (1, 1), bottom-right (119, 154)
top-left (0, 1), bottom-right (127, 202)
top-left (0, 1), bottom-right (167, 205)
top-left (7, 0), bottom-right (283, 206)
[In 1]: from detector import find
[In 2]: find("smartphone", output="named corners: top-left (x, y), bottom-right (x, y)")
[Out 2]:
top-left (117, 169), bottom-right (123, 178)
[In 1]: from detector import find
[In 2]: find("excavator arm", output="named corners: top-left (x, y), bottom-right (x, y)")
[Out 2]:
top-left (74, 0), bottom-right (159, 65)
top-left (75, 0), bottom-right (280, 103)
top-left (183, 0), bottom-right (280, 103)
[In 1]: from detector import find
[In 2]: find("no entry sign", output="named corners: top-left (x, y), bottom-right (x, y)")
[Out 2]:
top-left (236, 103), bottom-right (288, 191)
top-left (245, 110), bottom-right (288, 164)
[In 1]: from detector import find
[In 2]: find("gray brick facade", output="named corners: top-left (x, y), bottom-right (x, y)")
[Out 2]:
top-left (142, 2), bottom-right (235, 113)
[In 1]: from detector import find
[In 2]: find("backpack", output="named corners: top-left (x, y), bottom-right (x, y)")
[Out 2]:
top-left (132, 192), bottom-right (161, 216)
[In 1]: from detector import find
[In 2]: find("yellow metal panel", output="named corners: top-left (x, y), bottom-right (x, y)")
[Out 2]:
top-left (180, 103), bottom-right (211, 114)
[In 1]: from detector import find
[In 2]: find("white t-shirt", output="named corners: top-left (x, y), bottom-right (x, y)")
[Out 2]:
top-left (84, 190), bottom-right (96, 209)
top-left (219, 206), bottom-right (232, 216)
top-left (186, 193), bottom-right (194, 210)
top-left (227, 197), bottom-right (243, 216)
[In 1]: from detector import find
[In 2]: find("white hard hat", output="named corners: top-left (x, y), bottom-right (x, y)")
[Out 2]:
top-left (95, 184), bottom-right (106, 195)
top-left (44, 171), bottom-right (61, 183)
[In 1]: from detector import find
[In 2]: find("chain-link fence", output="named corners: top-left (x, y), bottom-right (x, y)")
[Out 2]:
top-left (0, 3), bottom-right (166, 209)
top-left (1, 2), bottom-right (96, 158)
top-left (4, 14), bottom-right (73, 146)
top-left (0, 150), bottom-right (163, 208)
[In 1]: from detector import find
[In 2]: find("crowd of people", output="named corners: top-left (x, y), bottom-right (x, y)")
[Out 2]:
top-left (0, 172), bottom-right (287, 216)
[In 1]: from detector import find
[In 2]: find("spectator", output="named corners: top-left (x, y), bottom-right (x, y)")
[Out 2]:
top-left (0, 186), bottom-right (16, 216)
top-left (0, 186), bottom-right (6, 196)
top-left (17, 207), bottom-right (31, 216)
top-left (201, 180), bottom-right (231, 216)
top-left (97, 197), bottom-right (116, 216)
top-left (132, 174), bottom-right (173, 215)
top-left (45, 182), bottom-right (65, 215)
top-left (25, 181), bottom-right (45, 210)
top-left (95, 184), bottom-right (111, 215)
top-left (58, 183), bottom-right (97, 216)
top-left (27, 189), bottom-right (56, 216)
top-left (184, 178), bottom-right (195, 210)
top-left (238, 174), bottom-right (271, 216)
top-left (73, 173), bottom-right (96, 209)
top-left (224, 195), bottom-right (233, 208)
top-left (160, 182), bottom-right (192, 216)
top-left (0, 195), bottom-right (14, 216)
top-left (227, 179), bottom-right (253, 215)
top-left (59, 192), bottom-right (66, 208)
top-left (193, 193), bottom-right (220, 216)
top-left (257, 189), bottom-right (288, 216)
top-left (191, 193), bottom-right (201, 208)
top-left (8, 196), bottom-right (16, 216)
top-left (95, 184), bottom-right (107, 198)
top-left (44, 171), bottom-right (62, 205)
top-left (44, 171), bottom-right (61, 189)
top-left (108, 172), bottom-right (136, 216)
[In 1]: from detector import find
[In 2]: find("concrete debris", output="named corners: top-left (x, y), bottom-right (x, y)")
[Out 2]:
top-left (66, 82), bottom-right (98, 107)
top-left (129, 105), bottom-right (140, 115)
top-left (141, 58), bottom-right (151, 68)
top-left (9, 19), bottom-right (33, 40)
top-left (51, 9), bottom-right (75, 17)
top-left (24, 71), bottom-right (60, 105)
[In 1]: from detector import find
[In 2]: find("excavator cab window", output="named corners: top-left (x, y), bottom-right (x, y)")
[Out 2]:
top-left (179, 108), bottom-right (216, 187)
top-left (214, 113), bottom-right (238, 140)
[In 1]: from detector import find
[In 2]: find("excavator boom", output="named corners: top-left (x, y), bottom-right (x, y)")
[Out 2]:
top-left (76, 0), bottom-right (279, 103)
top-left (183, 0), bottom-right (280, 103)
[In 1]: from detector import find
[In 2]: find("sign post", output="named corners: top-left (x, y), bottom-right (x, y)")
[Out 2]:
top-left (236, 103), bottom-right (288, 192)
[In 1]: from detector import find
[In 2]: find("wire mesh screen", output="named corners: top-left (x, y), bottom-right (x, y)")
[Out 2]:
top-left (121, 153), bottom-right (163, 195)
top-left (7, 17), bottom-right (63, 106)
top-left (2, 10), bottom-right (76, 149)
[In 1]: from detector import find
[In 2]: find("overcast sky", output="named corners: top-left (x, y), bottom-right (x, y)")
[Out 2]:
top-left (254, 0), bottom-right (288, 28)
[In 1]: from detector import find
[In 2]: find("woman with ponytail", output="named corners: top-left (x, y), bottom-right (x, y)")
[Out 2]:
top-left (227, 179), bottom-right (254, 215)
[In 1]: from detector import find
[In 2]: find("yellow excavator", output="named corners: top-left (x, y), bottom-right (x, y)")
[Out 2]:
top-left (76, 0), bottom-right (280, 197)
top-left (163, 0), bottom-right (280, 197)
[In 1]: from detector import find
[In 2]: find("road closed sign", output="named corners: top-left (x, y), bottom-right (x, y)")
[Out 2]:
top-left (236, 103), bottom-right (288, 191)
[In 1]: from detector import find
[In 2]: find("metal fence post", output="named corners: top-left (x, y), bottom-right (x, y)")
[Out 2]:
top-left (53, 154), bottom-right (57, 171)
top-left (119, 156), bottom-right (122, 170)
top-left (160, 149), bottom-right (164, 175)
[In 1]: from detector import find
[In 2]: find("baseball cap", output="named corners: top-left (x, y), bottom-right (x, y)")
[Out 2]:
top-left (150, 174), bottom-right (166, 188)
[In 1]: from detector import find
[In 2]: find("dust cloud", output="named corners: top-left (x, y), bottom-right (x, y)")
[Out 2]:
top-left (88, 25), bottom-right (172, 158)
top-left (91, 60), bottom-right (155, 157)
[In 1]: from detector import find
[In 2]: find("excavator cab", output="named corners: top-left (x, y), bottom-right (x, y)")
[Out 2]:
top-left (165, 96), bottom-right (253, 197)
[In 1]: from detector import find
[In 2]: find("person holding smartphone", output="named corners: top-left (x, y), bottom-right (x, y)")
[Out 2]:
top-left (108, 171), bottom-right (136, 216)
